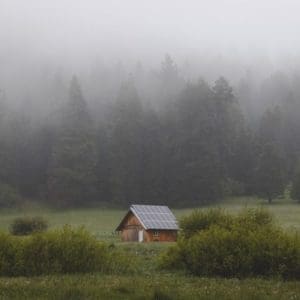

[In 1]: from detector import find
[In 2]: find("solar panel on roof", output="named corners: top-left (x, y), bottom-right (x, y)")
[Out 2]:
top-left (130, 205), bottom-right (178, 230)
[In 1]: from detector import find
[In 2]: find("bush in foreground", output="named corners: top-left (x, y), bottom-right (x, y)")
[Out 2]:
top-left (9, 216), bottom-right (48, 235)
top-left (160, 209), bottom-right (300, 279)
top-left (0, 226), bottom-right (134, 276)
top-left (180, 208), bottom-right (274, 239)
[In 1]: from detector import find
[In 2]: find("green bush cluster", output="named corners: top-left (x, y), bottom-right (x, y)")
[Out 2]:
top-left (10, 216), bottom-right (48, 235)
top-left (0, 226), bottom-right (134, 276)
top-left (160, 209), bottom-right (300, 279)
top-left (180, 208), bottom-right (273, 239)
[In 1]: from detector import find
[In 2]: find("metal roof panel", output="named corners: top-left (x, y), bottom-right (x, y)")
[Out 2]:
top-left (130, 204), bottom-right (179, 230)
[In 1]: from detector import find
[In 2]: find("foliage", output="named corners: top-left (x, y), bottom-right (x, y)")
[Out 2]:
top-left (107, 81), bottom-right (146, 205)
top-left (160, 209), bottom-right (300, 279)
top-left (180, 208), bottom-right (273, 239)
top-left (9, 216), bottom-right (48, 235)
top-left (180, 209), bottom-right (230, 239)
top-left (0, 73), bottom-right (262, 208)
top-left (1, 65), bottom-right (300, 207)
top-left (0, 226), bottom-right (134, 276)
top-left (4, 45), bottom-right (300, 209)
top-left (0, 206), bottom-right (300, 298)
top-left (1, 273), bottom-right (300, 300)
top-left (47, 76), bottom-right (98, 207)
top-left (256, 143), bottom-right (286, 203)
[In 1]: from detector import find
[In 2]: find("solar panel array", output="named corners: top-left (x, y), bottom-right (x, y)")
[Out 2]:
top-left (131, 205), bottom-right (179, 230)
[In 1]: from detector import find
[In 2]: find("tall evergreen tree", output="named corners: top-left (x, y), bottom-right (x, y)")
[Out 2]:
top-left (163, 80), bottom-right (223, 205)
top-left (213, 77), bottom-right (244, 181)
top-left (0, 89), bottom-right (7, 185)
top-left (47, 76), bottom-right (97, 207)
top-left (291, 160), bottom-right (300, 203)
top-left (157, 54), bottom-right (185, 106)
top-left (256, 143), bottom-right (285, 203)
top-left (107, 80), bottom-right (145, 205)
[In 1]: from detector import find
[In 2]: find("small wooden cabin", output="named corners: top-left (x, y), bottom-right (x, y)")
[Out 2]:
top-left (116, 204), bottom-right (179, 242)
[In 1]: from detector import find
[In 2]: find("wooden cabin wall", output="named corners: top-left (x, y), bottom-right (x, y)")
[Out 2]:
top-left (144, 230), bottom-right (177, 242)
top-left (120, 213), bottom-right (143, 242)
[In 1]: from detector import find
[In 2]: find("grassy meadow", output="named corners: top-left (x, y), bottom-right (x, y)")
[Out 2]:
top-left (1, 274), bottom-right (300, 300)
top-left (1, 197), bottom-right (300, 241)
top-left (1, 197), bottom-right (300, 299)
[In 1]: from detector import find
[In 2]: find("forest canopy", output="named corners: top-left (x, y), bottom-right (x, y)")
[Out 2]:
top-left (0, 54), bottom-right (300, 207)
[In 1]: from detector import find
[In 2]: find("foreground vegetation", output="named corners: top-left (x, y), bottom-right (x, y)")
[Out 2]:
top-left (161, 209), bottom-right (300, 279)
top-left (1, 200), bottom-right (300, 299)
top-left (0, 226), bottom-right (134, 277)
top-left (1, 274), bottom-right (300, 300)
top-left (1, 233), bottom-right (300, 299)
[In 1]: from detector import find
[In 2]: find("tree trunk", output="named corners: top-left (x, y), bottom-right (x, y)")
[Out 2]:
top-left (268, 196), bottom-right (272, 204)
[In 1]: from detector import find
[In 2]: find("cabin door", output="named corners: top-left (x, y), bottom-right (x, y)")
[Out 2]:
top-left (138, 230), bottom-right (143, 242)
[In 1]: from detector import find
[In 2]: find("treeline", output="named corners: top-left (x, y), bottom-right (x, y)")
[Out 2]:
top-left (1, 56), bottom-right (300, 207)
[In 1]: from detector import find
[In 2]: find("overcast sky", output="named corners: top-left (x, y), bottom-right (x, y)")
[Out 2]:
top-left (0, 0), bottom-right (299, 109)
top-left (1, 0), bottom-right (299, 63)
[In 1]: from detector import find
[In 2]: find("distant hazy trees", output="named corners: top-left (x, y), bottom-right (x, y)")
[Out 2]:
top-left (291, 161), bottom-right (300, 202)
top-left (107, 81), bottom-right (145, 205)
top-left (47, 76), bottom-right (97, 207)
top-left (1, 56), bottom-right (300, 207)
top-left (256, 143), bottom-right (285, 203)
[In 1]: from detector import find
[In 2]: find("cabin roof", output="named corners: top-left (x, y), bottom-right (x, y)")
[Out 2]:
top-left (116, 204), bottom-right (179, 231)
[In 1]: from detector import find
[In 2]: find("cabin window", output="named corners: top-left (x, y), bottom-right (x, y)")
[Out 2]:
top-left (153, 231), bottom-right (159, 237)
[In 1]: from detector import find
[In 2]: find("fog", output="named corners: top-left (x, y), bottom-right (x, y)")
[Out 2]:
top-left (1, 0), bottom-right (300, 207)
top-left (0, 0), bottom-right (300, 64)
top-left (2, 1), bottom-right (300, 54)
top-left (0, 0), bottom-right (299, 122)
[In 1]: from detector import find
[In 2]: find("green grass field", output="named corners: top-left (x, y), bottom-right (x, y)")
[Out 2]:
top-left (1, 197), bottom-right (300, 299)
top-left (1, 197), bottom-right (300, 241)
top-left (1, 274), bottom-right (300, 300)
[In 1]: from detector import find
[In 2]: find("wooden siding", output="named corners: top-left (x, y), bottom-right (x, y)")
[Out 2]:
top-left (120, 213), bottom-right (143, 242)
top-left (119, 212), bottom-right (177, 242)
top-left (143, 229), bottom-right (177, 242)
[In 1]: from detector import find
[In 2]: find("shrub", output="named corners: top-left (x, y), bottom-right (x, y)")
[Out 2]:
top-left (9, 216), bottom-right (48, 235)
top-left (180, 209), bottom-right (230, 239)
top-left (180, 208), bottom-right (274, 239)
top-left (0, 226), bottom-right (134, 276)
top-left (161, 209), bottom-right (300, 279)
top-left (20, 225), bottom-right (110, 275)
top-left (184, 225), bottom-right (300, 278)
top-left (0, 232), bottom-right (21, 276)
top-left (236, 208), bottom-right (274, 228)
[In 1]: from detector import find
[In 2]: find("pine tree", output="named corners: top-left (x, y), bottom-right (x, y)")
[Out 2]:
top-left (213, 77), bottom-right (244, 180)
top-left (47, 76), bottom-right (97, 207)
top-left (158, 54), bottom-right (184, 105)
top-left (0, 89), bottom-right (5, 122)
top-left (256, 143), bottom-right (285, 203)
top-left (164, 80), bottom-right (223, 205)
top-left (107, 80), bottom-right (145, 205)
top-left (291, 160), bottom-right (300, 202)
top-left (0, 89), bottom-right (7, 185)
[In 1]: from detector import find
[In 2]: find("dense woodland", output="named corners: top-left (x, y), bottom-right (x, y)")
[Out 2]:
top-left (1, 55), bottom-right (300, 208)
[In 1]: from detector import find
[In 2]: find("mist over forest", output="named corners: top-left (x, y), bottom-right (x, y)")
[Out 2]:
top-left (1, 0), bottom-right (300, 207)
